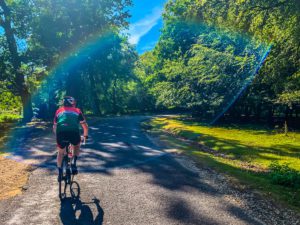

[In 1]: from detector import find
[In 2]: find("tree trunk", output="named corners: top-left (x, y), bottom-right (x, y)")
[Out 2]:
top-left (255, 103), bottom-right (261, 122)
top-left (267, 105), bottom-right (274, 126)
top-left (21, 89), bottom-right (34, 122)
top-left (0, 0), bottom-right (33, 122)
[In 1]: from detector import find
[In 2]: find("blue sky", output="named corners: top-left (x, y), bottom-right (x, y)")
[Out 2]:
top-left (128, 0), bottom-right (166, 54)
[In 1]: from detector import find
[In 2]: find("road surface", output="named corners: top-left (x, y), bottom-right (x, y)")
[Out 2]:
top-left (0, 116), bottom-right (298, 225)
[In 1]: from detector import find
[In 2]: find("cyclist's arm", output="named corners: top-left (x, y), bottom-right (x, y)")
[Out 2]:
top-left (53, 112), bottom-right (58, 134)
top-left (81, 122), bottom-right (88, 137)
top-left (78, 109), bottom-right (88, 137)
top-left (53, 124), bottom-right (57, 134)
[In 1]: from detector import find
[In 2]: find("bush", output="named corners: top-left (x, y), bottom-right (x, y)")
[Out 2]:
top-left (0, 113), bottom-right (21, 123)
top-left (269, 162), bottom-right (300, 188)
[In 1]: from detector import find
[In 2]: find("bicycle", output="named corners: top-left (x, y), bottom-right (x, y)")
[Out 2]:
top-left (58, 137), bottom-right (85, 200)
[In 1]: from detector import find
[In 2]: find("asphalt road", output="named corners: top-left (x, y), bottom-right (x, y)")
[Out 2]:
top-left (0, 116), bottom-right (298, 225)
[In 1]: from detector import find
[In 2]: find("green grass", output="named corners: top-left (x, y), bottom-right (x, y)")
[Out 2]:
top-left (151, 117), bottom-right (300, 170)
top-left (0, 124), bottom-right (11, 154)
top-left (146, 116), bottom-right (300, 210)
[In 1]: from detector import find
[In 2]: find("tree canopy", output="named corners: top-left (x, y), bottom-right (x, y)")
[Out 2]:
top-left (0, 0), bottom-right (299, 127)
top-left (137, 0), bottom-right (300, 125)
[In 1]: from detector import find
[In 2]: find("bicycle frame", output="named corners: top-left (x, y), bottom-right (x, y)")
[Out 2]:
top-left (59, 142), bottom-right (80, 200)
top-left (63, 143), bottom-right (73, 184)
top-left (58, 136), bottom-right (86, 200)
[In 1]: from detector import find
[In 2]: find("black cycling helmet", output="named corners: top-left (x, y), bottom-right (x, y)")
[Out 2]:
top-left (63, 96), bottom-right (76, 107)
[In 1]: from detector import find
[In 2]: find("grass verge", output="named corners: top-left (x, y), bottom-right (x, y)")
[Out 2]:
top-left (0, 123), bottom-right (13, 154)
top-left (0, 113), bottom-right (21, 154)
top-left (144, 116), bottom-right (300, 211)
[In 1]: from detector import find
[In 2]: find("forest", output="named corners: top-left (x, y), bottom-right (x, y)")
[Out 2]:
top-left (0, 0), bottom-right (299, 128)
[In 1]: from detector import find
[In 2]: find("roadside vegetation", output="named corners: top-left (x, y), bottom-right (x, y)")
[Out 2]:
top-left (0, 115), bottom-right (20, 153)
top-left (145, 116), bottom-right (300, 210)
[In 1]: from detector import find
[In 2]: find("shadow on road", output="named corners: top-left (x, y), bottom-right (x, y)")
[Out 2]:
top-left (7, 117), bottom-right (277, 224)
top-left (60, 197), bottom-right (104, 225)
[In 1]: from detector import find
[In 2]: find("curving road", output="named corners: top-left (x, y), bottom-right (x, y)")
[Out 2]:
top-left (0, 116), bottom-right (298, 225)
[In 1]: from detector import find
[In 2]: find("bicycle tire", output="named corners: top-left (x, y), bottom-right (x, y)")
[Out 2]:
top-left (58, 179), bottom-right (63, 199)
top-left (70, 180), bottom-right (80, 199)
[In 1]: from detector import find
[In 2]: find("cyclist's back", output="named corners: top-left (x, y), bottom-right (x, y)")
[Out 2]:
top-left (54, 106), bottom-right (85, 148)
top-left (55, 106), bottom-right (85, 132)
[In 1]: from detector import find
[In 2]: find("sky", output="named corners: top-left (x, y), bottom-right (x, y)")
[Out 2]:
top-left (128, 0), bottom-right (166, 54)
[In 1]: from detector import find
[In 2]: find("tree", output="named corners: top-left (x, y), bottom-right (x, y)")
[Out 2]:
top-left (25, 0), bottom-right (136, 116)
top-left (138, 0), bottom-right (300, 125)
top-left (0, 0), bottom-right (33, 121)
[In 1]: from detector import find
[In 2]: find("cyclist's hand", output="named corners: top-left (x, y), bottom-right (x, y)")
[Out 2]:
top-left (81, 135), bottom-right (88, 145)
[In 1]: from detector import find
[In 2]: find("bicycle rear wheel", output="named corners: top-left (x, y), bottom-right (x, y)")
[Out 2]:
top-left (70, 180), bottom-right (80, 199)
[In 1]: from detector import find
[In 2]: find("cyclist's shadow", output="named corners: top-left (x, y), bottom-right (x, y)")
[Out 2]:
top-left (60, 197), bottom-right (104, 225)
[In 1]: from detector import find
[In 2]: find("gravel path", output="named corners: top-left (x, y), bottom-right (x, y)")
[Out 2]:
top-left (0, 116), bottom-right (299, 225)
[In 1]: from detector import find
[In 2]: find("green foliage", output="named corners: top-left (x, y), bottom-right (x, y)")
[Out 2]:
top-left (277, 71), bottom-right (300, 107)
top-left (269, 162), bottom-right (300, 188)
top-left (138, 0), bottom-right (300, 123)
top-left (1, 0), bottom-right (299, 121)
top-left (0, 88), bottom-right (22, 113)
top-left (141, 21), bottom-right (269, 120)
top-left (30, 1), bottom-right (139, 116)
top-left (1, 0), bottom-right (140, 118)
top-left (0, 87), bottom-right (22, 123)
top-left (0, 113), bottom-right (22, 123)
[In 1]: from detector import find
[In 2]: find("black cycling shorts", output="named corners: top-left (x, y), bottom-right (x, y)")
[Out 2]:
top-left (56, 131), bottom-right (80, 149)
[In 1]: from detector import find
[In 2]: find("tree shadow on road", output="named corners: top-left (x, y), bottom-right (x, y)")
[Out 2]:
top-left (8, 117), bottom-right (289, 225)
top-left (60, 197), bottom-right (104, 225)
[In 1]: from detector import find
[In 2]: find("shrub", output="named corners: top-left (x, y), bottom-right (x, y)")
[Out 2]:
top-left (0, 113), bottom-right (21, 123)
top-left (269, 162), bottom-right (300, 188)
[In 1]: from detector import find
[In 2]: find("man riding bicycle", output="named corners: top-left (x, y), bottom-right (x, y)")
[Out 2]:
top-left (53, 96), bottom-right (88, 182)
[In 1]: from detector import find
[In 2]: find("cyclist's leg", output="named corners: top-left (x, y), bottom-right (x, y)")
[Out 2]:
top-left (56, 132), bottom-right (67, 181)
top-left (73, 144), bottom-right (80, 157)
top-left (57, 146), bottom-right (65, 168)
top-left (70, 132), bottom-right (81, 174)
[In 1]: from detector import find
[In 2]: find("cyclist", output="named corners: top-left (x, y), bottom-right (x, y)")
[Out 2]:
top-left (53, 96), bottom-right (88, 181)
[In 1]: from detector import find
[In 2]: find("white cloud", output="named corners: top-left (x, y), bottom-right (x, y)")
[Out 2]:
top-left (128, 7), bottom-right (162, 45)
top-left (141, 41), bottom-right (158, 52)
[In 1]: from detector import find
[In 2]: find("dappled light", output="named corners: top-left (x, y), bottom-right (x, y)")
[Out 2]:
top-left (0, 0), bottom-right (299, 224)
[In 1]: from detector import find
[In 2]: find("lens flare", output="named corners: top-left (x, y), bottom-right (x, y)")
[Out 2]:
top-left (2, 31), bottom-right (118, 157)
top-left (210, 44), bottom-right (272, 125)
top-left (2, 20), bottom-right (272, 158)
top-left (162, 20), bottom-right (271, 123)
